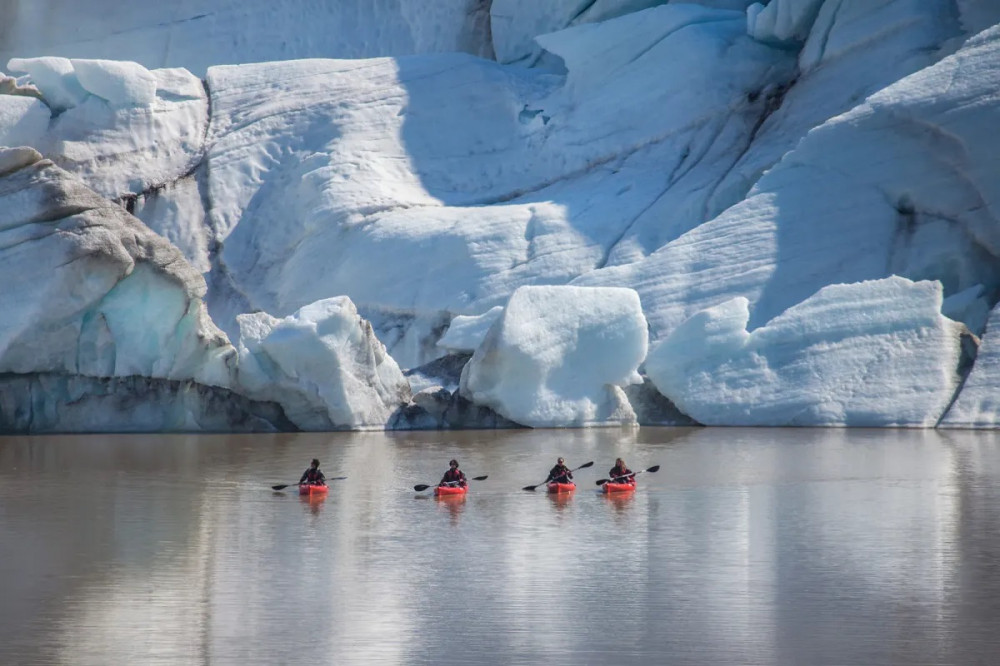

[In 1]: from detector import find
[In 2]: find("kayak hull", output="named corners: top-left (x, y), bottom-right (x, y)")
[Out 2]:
top-left (299, 484), bottom-right (329, 496)
top-left (434, 485), bottom-right (468, 497)
top-left (601, 481), bottom-right (636, 494)
top-left (547, 482), bottom-right (576, 494)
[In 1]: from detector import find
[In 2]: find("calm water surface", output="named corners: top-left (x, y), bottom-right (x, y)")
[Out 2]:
top-left (2, 428), bottom-right (999, 665)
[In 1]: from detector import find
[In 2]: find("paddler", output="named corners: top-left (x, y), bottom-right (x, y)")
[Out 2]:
top-left (608, 458), bottom-right (633, 483)
top-left (439, 459), bottom-right (467, 488)
top-left (299, 458), bottom-right (327, 486)
top-left (546, 457), bottom-right (574, 484)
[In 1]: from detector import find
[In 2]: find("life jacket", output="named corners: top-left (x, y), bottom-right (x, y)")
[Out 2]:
top-left (441, 468), bottom-right (467, 486)
top-left (609, 465), bottom-right (633, 482)
top-left (302, 468), bottom-right (325, 485)
top-left (548, 465), bottom-right (572, 482)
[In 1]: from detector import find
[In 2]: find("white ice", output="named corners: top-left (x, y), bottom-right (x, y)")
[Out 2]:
top-left (6, 56), bottom-right (89, 112)
top-left (942, 302), bottom-right (1000, 427)
top-left (0, 0), bottom-right (493, 76)
top-left (646, 277), bottom-right (967, 427)
top-left (209, 4), bottom-right (790, 367)
top-left (2, 1), bottom-right (1000, 430)
top-left (235, 297), bottom-right (411, 430)
top-left (70, 59), bottom-right (157, 107)
top-left (745, 0), bottom-right (823, 45)
top-left (0, 148), bottom-right (233, 391)
top-left (438, 307), bottom-right (504, 353)
top-left (577, 23), bottom-right (1000, 345)
top-left (0, 94), bottom-right (49, 147)
top-left (460, 286), bottom-right (647, 427)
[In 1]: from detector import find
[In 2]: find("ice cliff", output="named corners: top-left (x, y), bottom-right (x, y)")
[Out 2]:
top-left (2, 0), bottom-right (1000, 431)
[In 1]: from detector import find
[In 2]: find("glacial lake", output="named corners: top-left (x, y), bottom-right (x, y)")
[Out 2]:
top-left (2, 428), bottom-right (999, 665)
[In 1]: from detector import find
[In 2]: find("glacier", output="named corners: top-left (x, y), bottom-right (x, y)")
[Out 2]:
top-left (1, 0), bottom-right (1000, 432)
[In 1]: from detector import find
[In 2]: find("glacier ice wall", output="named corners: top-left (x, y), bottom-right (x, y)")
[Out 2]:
top-left (0, 0), bottom-right (494, 75)
top-left (3, 1), bottom-right (1000, 430)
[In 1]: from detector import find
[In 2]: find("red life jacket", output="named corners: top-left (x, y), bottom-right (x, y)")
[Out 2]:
top-left (441, 468), bottom-right (467, 486)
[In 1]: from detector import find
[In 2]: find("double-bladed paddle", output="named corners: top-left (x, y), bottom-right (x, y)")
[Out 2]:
top-left (271, 477), bottom-right (347, 491)
top-left (414, 475), bottom-right (488, 492)
top-left (522, 461), bottom-right (594, 491)
top-left (595, 465), bottom-right (660, 486)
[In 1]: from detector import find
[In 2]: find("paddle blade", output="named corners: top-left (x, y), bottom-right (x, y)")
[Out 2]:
top-left (595, 479), bottom-right (609, 486)
top-left (646, 465), bottom-right (661, 473)
top-left (472, 475), bottom-right (488, 481)
top-left (271, 484), bottom-right (292, 491)
top-left (522, 484), bottom-right (540, 491)
top-left (328, 476), bottom-right (348, 481)
top-left (577, 461), bottom-right (594, 469)
top-left (413, 484), bottom-right (432, 492)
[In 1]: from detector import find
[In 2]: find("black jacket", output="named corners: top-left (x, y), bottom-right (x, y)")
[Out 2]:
top-left (547, 464), bottom-right (573, 483)
top-left (300, 467), bottom-right (326, 485)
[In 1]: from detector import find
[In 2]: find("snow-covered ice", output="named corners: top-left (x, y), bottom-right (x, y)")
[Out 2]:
top-left (70, 59), bottom-right (157, 107)
top-left (3, 1), bottom-right (1000, 431)
top-left (235, 297), bottom-right (411, 430)
top-left (577, 23), bottom-right (1000, 343)
top-left (646, 277), bottom-right (968, 427)
top-left (6, 56), bottom-right (89, 112)
top-left (0, 147), bottom-right (233, 390)
top-left (941, 301), bottom-right (1000, 428)
top-left (460, 286), bottom-right (647, 427)
top-left (438, 307), bottom-right (504, 353)
top-left (208, 4), bottom-right (791, 367)
top-left (746, 0), bottom-right (823, 45)
top-left (0, 0), bottom-right (494, 75)
top-left (0, 94), bottom-right (49, 147)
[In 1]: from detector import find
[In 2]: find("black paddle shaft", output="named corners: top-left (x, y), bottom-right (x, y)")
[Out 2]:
top-left (522, 461), bottom-right (594, 491)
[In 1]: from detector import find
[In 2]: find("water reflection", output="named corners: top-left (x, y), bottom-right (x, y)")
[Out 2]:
top-left (434, 494), bottom-right (466, 524)
top-left (0, 428), bottom-right (999, 665)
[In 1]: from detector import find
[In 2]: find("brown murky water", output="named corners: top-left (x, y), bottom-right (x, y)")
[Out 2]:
top-left (1, 427), bottom-right (999, 665)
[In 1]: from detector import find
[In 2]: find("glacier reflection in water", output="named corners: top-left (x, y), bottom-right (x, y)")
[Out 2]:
top-left (1, 428), bottom-right (999, 665)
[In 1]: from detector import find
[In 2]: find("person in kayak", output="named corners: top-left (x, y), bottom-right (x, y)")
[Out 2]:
top-left (439, 459), bottom-right (467, 488)
top-left (546, 457), bottom-right (574, 484)
top-left (609, 458), bottom-right (634, 483)
top-left (299, 459), bottom-right (327, 486)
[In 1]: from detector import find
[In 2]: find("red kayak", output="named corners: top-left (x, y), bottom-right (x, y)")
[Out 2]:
top-left (299, 483), bottom-right (329, 496)
top-left (601, 480), bottom-right (636, 494)
top-left (547, 482), bottom-right (576, 494)
top-left (434, 484), bottom-right (468, 497)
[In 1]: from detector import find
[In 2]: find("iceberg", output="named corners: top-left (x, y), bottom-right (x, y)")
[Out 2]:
top-left (459, 286), bottom-right (647, 427)
top-left (235, 297), bottom-right (412, 430)
top-left (646, 277), bottom-right (969, 427)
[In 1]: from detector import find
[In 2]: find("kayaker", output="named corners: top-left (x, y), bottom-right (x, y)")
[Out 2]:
top-left (546, 457), bottom-right (573, 484)
top-left (299, 459), bottom-right (327, 486)
top-left (439, 459), bottom-right (467, 488)
top-left (609, 458), bottom-right (633, 483)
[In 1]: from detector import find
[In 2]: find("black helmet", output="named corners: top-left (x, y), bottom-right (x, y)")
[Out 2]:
top-left (311, 459), bottom-right (320, 467)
